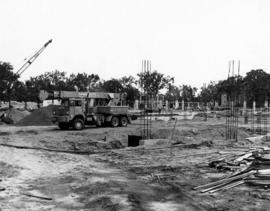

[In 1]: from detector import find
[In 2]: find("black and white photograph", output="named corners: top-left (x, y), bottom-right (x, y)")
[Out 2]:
top-left (1, 0), bottom-right (270, 210)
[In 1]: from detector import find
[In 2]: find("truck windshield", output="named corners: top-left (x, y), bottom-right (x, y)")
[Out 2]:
top-left (70, 100), bottom-right (82, 107)
top-left (61, 99), bottom-right (82, 107)
top-left (61, 99), bottom-right (69, 107)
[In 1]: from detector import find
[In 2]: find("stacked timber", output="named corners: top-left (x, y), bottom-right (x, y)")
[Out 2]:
top-left (195, 147), bottom-right (270, 193)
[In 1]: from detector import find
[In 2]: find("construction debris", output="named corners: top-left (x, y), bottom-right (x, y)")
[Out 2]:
top-left (195, 146), bottom-right (270, 193)
top-left (150, 173), bottom-right (176, 184)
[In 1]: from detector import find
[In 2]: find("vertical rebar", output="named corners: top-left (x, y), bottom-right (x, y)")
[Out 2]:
top-left (225, 60), bottom-right (239, 141)
top-left (140, 60), bottom-right (152, 140)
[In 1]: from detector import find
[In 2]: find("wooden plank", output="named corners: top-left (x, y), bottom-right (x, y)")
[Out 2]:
top-left (208, 180), bottom-right (245, 193)
top-left (194, 170), bottom-right (255, 190)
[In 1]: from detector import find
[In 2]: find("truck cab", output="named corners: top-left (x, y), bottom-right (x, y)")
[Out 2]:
top-left (52, 97), bottom-right (86, 130)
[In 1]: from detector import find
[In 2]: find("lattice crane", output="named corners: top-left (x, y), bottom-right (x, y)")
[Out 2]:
top-left (16, 39), bottom-right (52, 76)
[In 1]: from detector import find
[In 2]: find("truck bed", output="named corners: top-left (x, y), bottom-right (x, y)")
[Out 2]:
top-left (96, 106), bottom-right (128, 115)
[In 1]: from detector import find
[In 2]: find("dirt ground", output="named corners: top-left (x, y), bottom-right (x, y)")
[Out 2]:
top-left (0, 117), bottom-right (270, 210)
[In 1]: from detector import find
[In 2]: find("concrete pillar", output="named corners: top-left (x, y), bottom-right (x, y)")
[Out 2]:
top-left (253, 100), bottom-right (256, 113)
top-left (165, 100), bottom-right (169, 110)
top-left (175, 100), bottom-right (179, 109)
top-left (134, 100), bottom-right (139, 110)
top-left (243, 100), bottom-right (247, 114)
top-left (187, 102), bottom-right (191, 111)
top-left (242, 99), bottom-right (247, 124)
top-left (214, 101), bottom-right (219, 109)
top-left (182, 99), bottom-right (184, 111)
top-left (265, 99), bottom-right (268, 109)
top-left (207, 103), bottom-right (210, 111)
top-left (159, 100), bottom-right (163, 108)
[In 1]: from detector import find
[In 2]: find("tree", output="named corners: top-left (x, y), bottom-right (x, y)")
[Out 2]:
top-left (181, 85), bottom-right (197, 101)
top-left (26, 70), bottom-right (68, 91)
top-left (198, 81), bottom-right (219, 103)
top-left (13, 81), bottom-right (28, 102)
top-left (0, 62), bottom-right (19, 102)
top-left (100, 77), bottom-right (140, 107)
top-left (101, 79), bottom-right (124, 93)
top-left (119, 76), bottom-right (139, 107)
top-left (67, 73), bottom-right (100, 91)
top-left (119, 76), bottom-right (136, 89)
top-left (198, 76), bottom-right (243, 105)
top-left (217, 76), bottom-right (243, 97)
top-left (25, 70), bottom-right (68, 102)
top-left (165, 84), bottom-right (181, 101)
top-left (137, 70), bottom-right (174, 96)
top-left (243, 69), bottom-right (270, 107)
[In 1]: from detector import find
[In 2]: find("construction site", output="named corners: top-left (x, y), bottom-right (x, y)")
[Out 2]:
top-left (2, 1), bottom-right (270, 211)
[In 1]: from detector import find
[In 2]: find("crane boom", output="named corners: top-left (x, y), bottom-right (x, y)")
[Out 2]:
top-left (15, 39), bottom-right (52, 76)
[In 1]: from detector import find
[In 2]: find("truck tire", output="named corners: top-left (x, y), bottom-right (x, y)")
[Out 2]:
top-left (58, 122), bottom-right (69, 130)
top-left (120, 116), bottom-right (128, 127)
top-left (111, 116), bottom-right (119, 127)
top-left (73, 118), bottom-right (84, 130)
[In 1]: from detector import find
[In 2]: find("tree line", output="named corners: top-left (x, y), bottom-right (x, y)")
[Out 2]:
top-left (200, 69), bottom-right (270, 107)
top-left (0, 61), bottom-right (269, 107)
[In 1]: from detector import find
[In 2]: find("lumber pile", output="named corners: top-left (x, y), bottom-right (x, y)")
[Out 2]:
top-left (195, 147), bottom-right (270, 193)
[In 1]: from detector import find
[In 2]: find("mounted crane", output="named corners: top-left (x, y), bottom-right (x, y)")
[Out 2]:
top-left (16, 39), bottom-right (52, 77)
top-left (6, 39), bottom-right (52, 107)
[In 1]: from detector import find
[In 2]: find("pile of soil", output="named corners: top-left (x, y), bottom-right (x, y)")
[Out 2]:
top-left (140, 139), bottom-right (172, 146)
top-left (194, 112), bottom-right (216, 119)
top-left (75, 140), bottom-right (124, 151)
top-left (16, 105), bottom-right (55, 126)
top-left (2, 108), bottom-right (30, 124)
top-left (151, 128), bottom-right (199, 140)
top-left (56, 140), bottom-right (124, 152)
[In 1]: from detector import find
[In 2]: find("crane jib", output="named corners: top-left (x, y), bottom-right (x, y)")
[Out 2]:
top-left (15, 39), bottom-right (53, 76)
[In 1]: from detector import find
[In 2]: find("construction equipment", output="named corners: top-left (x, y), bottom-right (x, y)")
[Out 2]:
top-left (16, 39), bottom-right (52, 76)
top-left (5, 39), bottom-right (52, 107)
top-left (42, 90), bottom-right (131, 130)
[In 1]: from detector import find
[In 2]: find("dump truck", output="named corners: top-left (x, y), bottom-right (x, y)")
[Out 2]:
top-left (48, 91), bottom-right (131, 130)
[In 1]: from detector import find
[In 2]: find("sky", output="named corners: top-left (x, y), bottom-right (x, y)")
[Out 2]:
top-left (1, 0), bottom-right (270, 89)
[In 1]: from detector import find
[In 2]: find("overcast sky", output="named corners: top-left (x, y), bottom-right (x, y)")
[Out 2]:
top-left (1, 0), bottom-right (270, 88)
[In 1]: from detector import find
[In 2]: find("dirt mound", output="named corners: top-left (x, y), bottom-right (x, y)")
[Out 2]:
top-left (56, 140), bottom-right (124, 152)
top-left (79, 140), bottom-right (124, 151)
top-left (140, 139), bottom-right (172, 146)
top-left (151, 128), bottom-right (199, 140)
top-left (16, 105), bottom-right (55, 126)
top-left (2, 108), bottom-right (30, 124)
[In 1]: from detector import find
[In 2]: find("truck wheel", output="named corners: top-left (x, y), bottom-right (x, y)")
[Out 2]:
top-left (58, 122), bottom-right (69, 130)
top-left (120, 116), bottom-right (128, 127)
top-left (73, 118), bottom-right (84, 130)
top-left (111, 116), bottom-right (119, 127)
